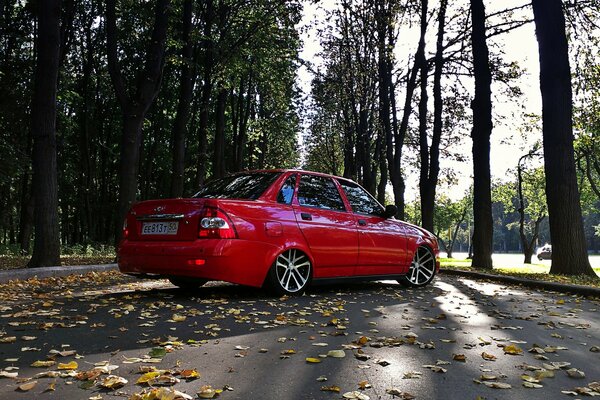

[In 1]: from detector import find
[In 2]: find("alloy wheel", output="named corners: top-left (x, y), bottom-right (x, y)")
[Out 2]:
top-left (274, 249), bottom-right (311, 294)
top-left (405, 246), bottom-right (436, 286)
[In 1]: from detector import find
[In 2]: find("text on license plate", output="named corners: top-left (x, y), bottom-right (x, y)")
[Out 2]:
top-left (141, 221), bottom-right (179, 235)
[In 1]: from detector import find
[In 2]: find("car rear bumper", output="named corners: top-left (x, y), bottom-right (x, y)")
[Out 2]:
top-left (117, 239), bottom-right (279, 287)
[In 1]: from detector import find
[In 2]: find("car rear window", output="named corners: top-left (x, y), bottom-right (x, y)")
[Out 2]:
top-left (193, 172), bottom-right (281, 200)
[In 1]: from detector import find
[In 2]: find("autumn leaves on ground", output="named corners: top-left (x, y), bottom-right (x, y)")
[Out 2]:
top-left (0, 272), bottom-right (599, 399)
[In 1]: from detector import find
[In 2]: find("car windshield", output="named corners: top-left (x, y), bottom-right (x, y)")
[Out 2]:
top-left (193, 172), bottom-right (281, 200)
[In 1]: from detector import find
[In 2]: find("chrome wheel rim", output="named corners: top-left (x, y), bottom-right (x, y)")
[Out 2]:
top-left (408, 247), bottom-right (435, 285)
top-left (275, 249), bottom-right (311, 293)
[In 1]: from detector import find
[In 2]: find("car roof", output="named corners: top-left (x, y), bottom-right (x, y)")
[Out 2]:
top-left (236, 169), bottom-right (355, 182)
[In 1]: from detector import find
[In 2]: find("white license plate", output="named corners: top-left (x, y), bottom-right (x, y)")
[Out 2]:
top-left (141, 221), bottom-right (179, 235)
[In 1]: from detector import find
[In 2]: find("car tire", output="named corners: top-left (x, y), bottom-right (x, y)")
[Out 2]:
top-left (267, 249), bottom-right (312, 295)
top-left (398, 246), bottom-right (436, 287)
top-left (168, 277), bottom-right (208, 290)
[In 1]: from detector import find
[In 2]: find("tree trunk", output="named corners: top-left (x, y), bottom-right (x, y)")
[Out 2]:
top-left (106, 0), bottom-right (170, 245)
top-left (28, 0), bottom-right (62, 267)
top-left (470, 0), bottom-right (494, 270)
top-left (212, 85), bottom-right (227, 179)
top-left (195, 0), bottom-right (215, 188)
top-left (420, 0), bottom-right (447, 233)
top-left (170, 0), bottom-right (194, 198)
top-left (531, 0), bottom-right (595, 276)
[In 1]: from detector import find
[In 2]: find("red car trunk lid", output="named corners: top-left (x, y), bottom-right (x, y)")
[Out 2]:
top-left (126, 199), bottom-right (206, 241)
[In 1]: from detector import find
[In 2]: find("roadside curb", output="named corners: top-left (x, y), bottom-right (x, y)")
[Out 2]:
top-left (0, 264), bottom-right (118, 284)
top-left (441, 268), bottom-right (600, 298)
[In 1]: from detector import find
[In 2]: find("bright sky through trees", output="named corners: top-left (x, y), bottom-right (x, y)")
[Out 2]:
top-left (297, 0), bottom-right (544, 200)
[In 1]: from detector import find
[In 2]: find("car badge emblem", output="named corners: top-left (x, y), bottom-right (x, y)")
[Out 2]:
top-left (154, 206), bottom-right (166, 213)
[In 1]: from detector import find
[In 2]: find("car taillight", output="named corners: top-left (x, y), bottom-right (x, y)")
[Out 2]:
top-left (198, 207), bottom-right (237, 239)
top-left (122, 218), bottom-right (129, 239)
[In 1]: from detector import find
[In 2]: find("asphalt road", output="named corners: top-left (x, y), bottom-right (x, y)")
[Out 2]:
top-left (1, 272), bottom-right (599, 399)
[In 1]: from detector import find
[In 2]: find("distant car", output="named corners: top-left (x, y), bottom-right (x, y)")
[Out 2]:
top-left (536, 244), bottom-right (552, 260)
top-left (118, 170), bottom-right (440, 294)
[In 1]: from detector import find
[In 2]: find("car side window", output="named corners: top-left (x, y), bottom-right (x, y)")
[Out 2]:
top-left (339, 180), bottom-right (384, 215)
top-left (277, 175), bottom-right (296, 204)
top-left (297, 175), bottom-right (346, 211)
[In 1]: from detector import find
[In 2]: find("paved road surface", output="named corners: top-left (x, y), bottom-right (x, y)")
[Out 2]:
top-left (0, 272), bottom-right (599, 399)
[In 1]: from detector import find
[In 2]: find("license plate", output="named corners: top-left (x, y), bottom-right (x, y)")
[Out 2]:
top-left (141, 221), bottom-right (179, 235)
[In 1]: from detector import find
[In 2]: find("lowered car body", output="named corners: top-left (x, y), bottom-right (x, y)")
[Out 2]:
top-left (118, 170), bottom-right (440, 294)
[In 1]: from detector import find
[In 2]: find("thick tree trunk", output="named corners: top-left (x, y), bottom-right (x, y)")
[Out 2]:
top-left (417, 0), bottom-right (430, 231)
top-left (470, 0), bottom-right (494, 270)
top-left (117, 113), bottom-right (144, 235)
top-left (170, 0), bottom-right (193, 198)
top-left (28, 0), bottom-right (62, 267)
top-left (532, 0), bottom-right (595, 276)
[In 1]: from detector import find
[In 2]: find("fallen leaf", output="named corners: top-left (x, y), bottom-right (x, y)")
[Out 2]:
top-left (343, 391), bottom-right (370, 400)
top-left (503, 344), bottom-right (523, 355)
top-left (320, 385), bottom-right (340, 392)
top-left (31, 360), bottom-right (56, 368)
top-left (327, 350), bottom-right (346, 358)
top-left (17, 380), bottom-right (37, 391)
top-left (481, 352), bottom-right (497, 361)
top-left (453, 354), bottom-right (466, 362)
top-left (58, 361), bottom-right (78, 370)
top-left (99, 375), bottom-right (128, 389)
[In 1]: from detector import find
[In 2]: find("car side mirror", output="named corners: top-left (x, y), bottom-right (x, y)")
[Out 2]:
top-left (382, 204), bottom-right (397, 219)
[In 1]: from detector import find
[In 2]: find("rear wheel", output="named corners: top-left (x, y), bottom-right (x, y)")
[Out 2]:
top-left (398, 246), bottom-right (436, 287)
top-left (168, 277), bottom-right (208, 290)
top-left (268, 249), bottom-right (311, 295)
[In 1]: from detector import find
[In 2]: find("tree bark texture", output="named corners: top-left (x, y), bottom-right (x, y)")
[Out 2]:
top-left (470, 0), bottom-right (494, 269)
top-left (532, 0), bottom-right (595, 276)
top-left (28, 0), bottom-right (62, 267)
top-left (420, 0), bottom-right (446, 233)
top-left (170, 0), bottom-right (194, 198)
top-left (106, 0), bottom-right (170, 244)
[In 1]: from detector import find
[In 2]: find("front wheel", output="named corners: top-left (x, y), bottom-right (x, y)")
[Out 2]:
top-left (168, 277), bottom-right (208, 290)
top-left (267, 249), bottom-right (312, 295)
top-left (398, 246), bottom-right (436, 287)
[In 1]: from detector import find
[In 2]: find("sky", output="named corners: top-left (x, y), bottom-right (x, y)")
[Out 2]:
top-left (296, 0), bottom-right (545, 201)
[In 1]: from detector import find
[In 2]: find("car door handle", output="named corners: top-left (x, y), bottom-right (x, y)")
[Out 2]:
top-left (300, 212), bottom-right (312, 221)
top-left (358, 219), bottom-right (367, 226)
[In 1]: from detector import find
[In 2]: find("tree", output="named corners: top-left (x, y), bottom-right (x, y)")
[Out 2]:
top-left (516, 154), bottom-right (546, 264)
top-left (105, 0), bottom-right (171, 244)
top-left (169, 0), bottom-right (193, 198)
top-left (419, 0), bottom-right (447, 233)
top-left (28, 0), bottom-right (62, 267)
top-left (531, 0), bottom-right (595, 276)
top-left (469, 0), bottom-right (493, 269)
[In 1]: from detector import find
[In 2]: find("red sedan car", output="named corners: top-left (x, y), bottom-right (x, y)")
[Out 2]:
top-left (118, 170), bottom-right (440, 294)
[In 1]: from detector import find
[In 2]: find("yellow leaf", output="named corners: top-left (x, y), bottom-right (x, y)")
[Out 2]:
top-left (321, 385), bottom-right (341, 392)
top-left (0, 336), bottom-right (17, 343)
top-left (136, 371), bottom-right (161, 384)
top-left (503, 344), bottom-right (523, 355)
top-left (306, 357), bottom-right (322, 363)
top-left (171, 314), bottom-right (186, 322)
top-left (58, 361), bottom-right (78, 370)
top-left (453, 354), bottom-right (466, 362)
top-left (280, 349), bottom-right (296, 355)
top-left (481, 352), bottom-right (497, 361)
top-left (31, 360), bottom-right (56, 368)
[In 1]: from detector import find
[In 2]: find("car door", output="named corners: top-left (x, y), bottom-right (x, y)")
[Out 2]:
top-left (337, 179), bottom-right (408, 276)
top-left (293, 174), bottom-right (359, 278)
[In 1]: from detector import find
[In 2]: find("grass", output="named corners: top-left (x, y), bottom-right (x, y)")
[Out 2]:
top-left (0, 244), bottom-right (115, 270)
top-left (441, 257), bottom-right (600, 288)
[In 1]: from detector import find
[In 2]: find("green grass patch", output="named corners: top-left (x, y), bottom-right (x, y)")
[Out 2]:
top-left (0, 244), bottom-right (115, 270)
top-left (442, 257), bottom-right (600, 288)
